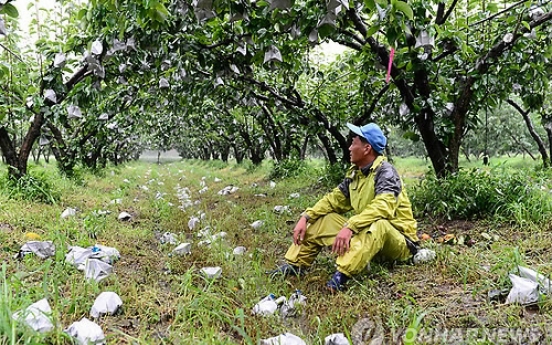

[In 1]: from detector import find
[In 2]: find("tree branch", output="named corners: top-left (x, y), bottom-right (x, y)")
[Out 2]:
top-left (64, 66), bottom-right (92, 94)
top-left (353, 84), bottom-right (390, 125)
top-left (475, 10), bottom-right (552, 72)
top-left (345, 6), bottom-right (368, 37)
top-left (506, 99), bottom-right (526, 115)
top-left (436, 0), bottom-right (459, 25)
top-left (197, 33), bottom-right (250, 49)
top-left (473, 0), bottom-right (530, 26)
top-left (241, 76), bottom-right (301, 108)
top-left (432, 47), bottom-right (458, 63)
top-left (338, 28), bottom-right (366, 46)
top-left (334, 38), bottom-right (362, 51)
top-left (0, 42), bottom-right (24, 63)
top-left (507, 99), bottom-right (548, 163)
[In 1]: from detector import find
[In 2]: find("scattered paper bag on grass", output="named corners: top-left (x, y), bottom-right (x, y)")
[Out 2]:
top-left (12, 298), bottom-right (54, 333)
top-left (280, 290), bottom-right (307, 317)
top-left (90, 292), bottom-right (123, 318)
top-left (118, 212), bottom-right (132, 221)
top-left (252, 295), bottom-right (278, 316)
top-left (517, 265), bottom-right (552, 294)
top-left (159, 232), bottom-right (178, 245)
top-left (273, 205), bottom-right (290, 214)
top-left (261, 333), bottom-right (306, 345)
top-left (172, 243), bottom-right (192, 255)
top-left (66, 245), bottom-right (120, 268)
top-left (505, 274), bottom-right (539, 305)
top-left (85, 259), bottom-right (113, 282)
top-left (250, 220), bottom-right (264, 230)
top-left (218, 186), bottom-right (239, 195)
top-left (188, 216), bottom-right (200, 230)
top-left (325, 333), bottom-right (350, 345)
top-left (233, 246), bottom-right (246, 255)
top-left (18, 241), bottom-right (55, 259)
top-left (61, 208), bottom-right (77, 219)
top-left (201, 266), bottom-right (222, 279)
top-left (413, 248), bottom-right (436, 264)
top-left (65, 317), bottom-right (105, 345)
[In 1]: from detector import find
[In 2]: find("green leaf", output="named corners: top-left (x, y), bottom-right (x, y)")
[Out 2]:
top-left (366, 24), bottom-right (380, 38)
top-left (1, 4), bottom-right (19, 18)
top-left (394, 1), bottom-right (413, 21)
top-left (521, 21), bottom-right (530, 31)
top-left (0, 64), bottom-right (8, 78)
top-left (77, 9), bottom-right (87, 20)
top-left (154, 3), bottom-right (169, 22)
top-left (403, 131), bottom-right (420, 141)
top-left (487, 3), bottom-right (498, 13)
top-left (318, 24), bottom-right (335, 39)
top-left (364, 0), bottom-right (376, 11)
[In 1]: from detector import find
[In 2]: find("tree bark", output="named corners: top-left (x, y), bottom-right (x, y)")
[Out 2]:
top-left (317, 132), bottom-right (338, 165)
top-left (300, 135), bottom-right (309, 160)
top-left (507, 99), bottom-right (549, 167)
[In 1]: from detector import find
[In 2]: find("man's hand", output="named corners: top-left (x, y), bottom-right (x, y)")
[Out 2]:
top-left (293, 216), bottom-right (308, 245)
top-left (332, 227), bottom-right (353, 256)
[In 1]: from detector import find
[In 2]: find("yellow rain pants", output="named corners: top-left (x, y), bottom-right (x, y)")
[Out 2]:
top-left (285, 213), bottom-right (412, 276)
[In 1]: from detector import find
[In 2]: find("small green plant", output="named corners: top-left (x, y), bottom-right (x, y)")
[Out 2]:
top-left (0, 170), bottom-right (60, 204)
top-left (0, 263), bottom-right (17, 343)
top-left (268, 158), bottom-right (308, 180)
top-left (317, 162), bottom-right (348, 189)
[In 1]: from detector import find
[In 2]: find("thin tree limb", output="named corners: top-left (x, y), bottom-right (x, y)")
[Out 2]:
top-left (0, 42), bottom-right (24, 63)
top-left (436, 0), bottom-right (459, 25)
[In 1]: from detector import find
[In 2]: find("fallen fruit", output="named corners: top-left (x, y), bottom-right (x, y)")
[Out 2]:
top-left (420, 233), bottom-right (431, 241)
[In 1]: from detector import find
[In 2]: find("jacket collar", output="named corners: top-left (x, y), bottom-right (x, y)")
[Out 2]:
top-left (359, 155), bottom-right (386, 176)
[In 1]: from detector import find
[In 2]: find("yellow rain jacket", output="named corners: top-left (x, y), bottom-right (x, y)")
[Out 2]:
top-left (303, 156), bottom-right (418, 242)
top-left (285, 155), bottom-right (419, 275)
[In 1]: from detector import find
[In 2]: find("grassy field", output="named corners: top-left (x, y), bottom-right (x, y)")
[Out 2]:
top-left (1, 157), bottom-right (552, 344)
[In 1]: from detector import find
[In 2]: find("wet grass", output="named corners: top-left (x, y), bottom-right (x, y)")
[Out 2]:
top-left (0, 157), bottom-right (551, 344)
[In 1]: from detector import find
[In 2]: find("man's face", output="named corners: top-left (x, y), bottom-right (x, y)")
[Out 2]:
top-left (349, 136), bottom-right (371, 166)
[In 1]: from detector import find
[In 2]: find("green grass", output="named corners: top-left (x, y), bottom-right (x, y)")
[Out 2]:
top-left (0, 157), bottom-right (551, 344)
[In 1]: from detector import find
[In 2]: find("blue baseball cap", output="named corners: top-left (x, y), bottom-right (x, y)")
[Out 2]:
top-left (346, 122), bottom-right (387, 154)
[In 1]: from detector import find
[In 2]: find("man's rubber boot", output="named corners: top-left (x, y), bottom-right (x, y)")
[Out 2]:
top-left (326, 271), bottom-right (350, 292)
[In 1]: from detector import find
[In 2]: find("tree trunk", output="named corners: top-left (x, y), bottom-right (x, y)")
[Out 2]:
top-left (317, 132), bottom-right (338, 165)
top-left (233, 144), bottom-right (244, 164)
top-left (259, 106), bottom-right (283, 161)
top-left (46, 124), bottom-right (77, 175)
top-left (250, 147), bottom-right (264, 165)
top-left (300, 135), bottom-right (309, 160)
top-left (544, 124), bottom-right (552, 167)
top-left (220, 146), bottom-right (230, 162)
top-left (0, 127), bottom-right (22, 178)
top-left (507, 100), bottom-right (549, 167)
top-left (43, 147), bottom-right (50, 163)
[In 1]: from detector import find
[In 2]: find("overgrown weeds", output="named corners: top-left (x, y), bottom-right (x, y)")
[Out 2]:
top-left (410, 166), bottom-right (552, 224)
top-left (268, 159), bottom-right (309, 180)
top-left (0, 169), bottom-right (60, 204)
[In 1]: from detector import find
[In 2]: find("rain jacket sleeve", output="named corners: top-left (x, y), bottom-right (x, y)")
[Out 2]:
top-left (345, 163), bottom-right (402, 233)
top-left (302, 183), bottom-right (353, 223)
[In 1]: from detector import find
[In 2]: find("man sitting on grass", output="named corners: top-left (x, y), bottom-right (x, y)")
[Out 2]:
top-left (268, 122), bottom-right (420, 292)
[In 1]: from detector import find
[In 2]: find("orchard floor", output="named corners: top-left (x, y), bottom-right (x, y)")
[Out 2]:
top-left (1, 158), bottom-right (551, 344)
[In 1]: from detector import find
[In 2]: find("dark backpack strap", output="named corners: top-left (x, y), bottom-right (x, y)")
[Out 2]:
top-left (403, 235), bottom-right (420, 256)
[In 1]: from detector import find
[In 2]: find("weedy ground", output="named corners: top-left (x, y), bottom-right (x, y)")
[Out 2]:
top-left (1, 157), bottom-right (552, 344)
